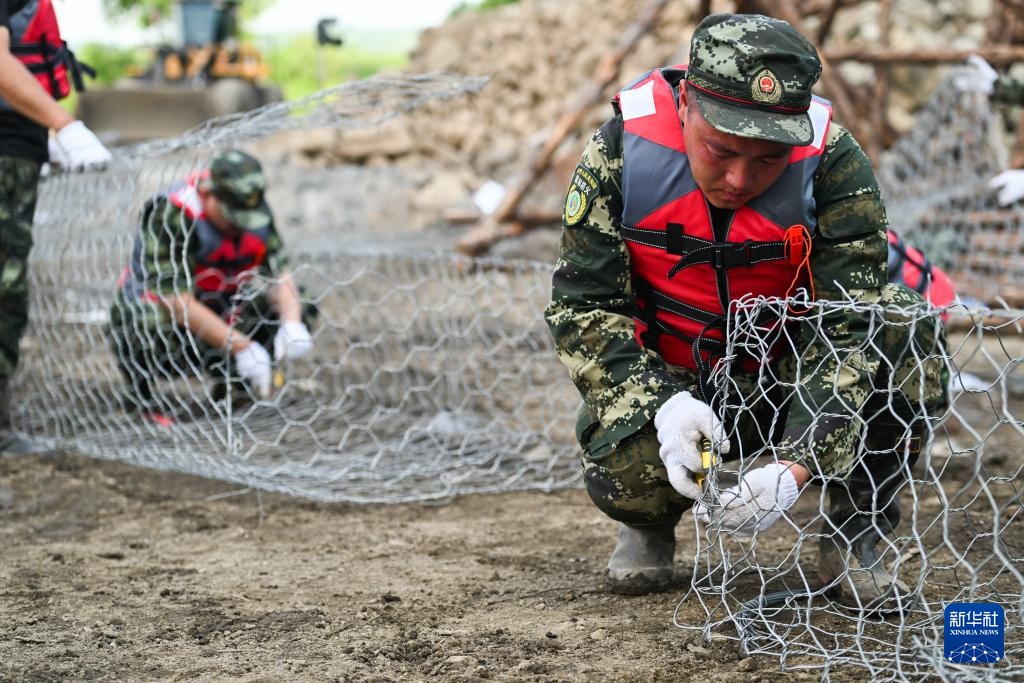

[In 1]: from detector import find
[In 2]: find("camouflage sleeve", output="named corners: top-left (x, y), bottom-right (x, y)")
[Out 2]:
top-left (778, 123), bottom-right (889, 479)
top-left (139, 197), bottom-right (197, 298)
top-left (544, 119), bottom-right (687, 449)
top-left (992, 74), bottom-right (1024, 106)
top-left (261, 221), bottom-right (289, 276)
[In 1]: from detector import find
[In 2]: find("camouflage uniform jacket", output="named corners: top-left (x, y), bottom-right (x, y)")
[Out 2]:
top-left (993, 75), bottom-right (1024, 105)
top-left (545, 94), bottom-right (890, 478)
top-left (115, 190), bottom-right (288, 311)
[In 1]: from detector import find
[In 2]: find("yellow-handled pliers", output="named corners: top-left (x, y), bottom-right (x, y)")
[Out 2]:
top-left (694, 437), bottom-right (718, 491)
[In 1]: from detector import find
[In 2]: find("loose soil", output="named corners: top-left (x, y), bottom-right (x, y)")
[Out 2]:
top-left (0, 451), bottom-right (832, 682)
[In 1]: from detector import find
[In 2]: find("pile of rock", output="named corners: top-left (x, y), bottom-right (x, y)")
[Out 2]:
top-left (275, 0), bottom-right (994, 231)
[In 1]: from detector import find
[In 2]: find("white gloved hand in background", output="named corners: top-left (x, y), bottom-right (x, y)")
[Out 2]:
top-left (53, 120), bottom-right (112, 171)
top-left (273, 320), bottom-right (314, 361)
top-left (233, 342), bottom-right (272, 399)
top-left (653, 391), bottom-right (730, 500)
top-left (47, 135), bottom-right (70, 168)
top-left (989, 169), bottom-right (1024, 206)
top-left (694, 462), bottom-right (800, 537)
top-left (954, 54), bottom-right (999, 95)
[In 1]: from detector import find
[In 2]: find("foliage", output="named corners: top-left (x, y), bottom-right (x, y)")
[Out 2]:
top-left (101, 0), bottom-right (272, 29)
top-left (448, 0), bottom-right (520, 20)
top-left (259, 35), bottom-right (408, 101)
top-left (76, 43), bottom-right (149, 86)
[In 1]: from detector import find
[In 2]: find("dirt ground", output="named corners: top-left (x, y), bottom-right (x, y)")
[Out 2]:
top-left (0, 450), bottom-right (838, 683)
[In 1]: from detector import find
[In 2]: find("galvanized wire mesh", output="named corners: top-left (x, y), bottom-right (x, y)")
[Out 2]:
top-left (879, 68), bottom-right (1018, 307)
top-left (678, 68), bottom-right (1023, 681)
top-left (11, 64), bottom-right (1024, 680)
top-left (679, 296), bottom-right (1023, 682)
top-left (15, 72), bottom-right (581, 503)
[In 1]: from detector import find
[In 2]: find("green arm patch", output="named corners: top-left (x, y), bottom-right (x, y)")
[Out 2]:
top-left (564, 166), bottom-right (600, 226)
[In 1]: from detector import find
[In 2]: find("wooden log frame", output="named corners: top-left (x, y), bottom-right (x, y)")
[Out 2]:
top-left (455, 0), bottom-right (1024, 257)
top-left (455, 0), bottom-right (672, 255)
top-left (823, 45), bottom-right (1024, 65)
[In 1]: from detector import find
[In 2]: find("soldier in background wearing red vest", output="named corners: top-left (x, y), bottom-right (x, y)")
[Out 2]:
top-left (0, 0), bottom-right (111, 454)
top-left (109, 150), bottom-right (317, 426)
top-left (544, 14), bottom-right (948, 609)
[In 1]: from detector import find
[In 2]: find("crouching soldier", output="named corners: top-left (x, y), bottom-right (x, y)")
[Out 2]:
top-left (544, 14), bottom-right (949, 611)
top-left (109, 149), bottom-right (317, 425)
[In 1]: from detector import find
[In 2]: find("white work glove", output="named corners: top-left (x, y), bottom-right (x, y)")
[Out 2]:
top-left (989, 169), bottom-right (1024, 206)
top-left (954, 54), bottom-right (998, 95)
top-left (695, 462), bottom-right (800, 537)
top-left (273, 320), bottom-right (314, 361)
top-left (47, 136), bottom-right (70, 168)
top-left (233, 342), bottom-right (272, 399)
top-left (53, 120), bottom-right (112, 171)
top-left (653, 391), bottom-right (731, 500)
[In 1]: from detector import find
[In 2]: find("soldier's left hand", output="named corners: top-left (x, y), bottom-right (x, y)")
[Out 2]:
top-left (694, 462), bottom-right (800, 537)
top-left (274, 321), bottom-right (314, 361)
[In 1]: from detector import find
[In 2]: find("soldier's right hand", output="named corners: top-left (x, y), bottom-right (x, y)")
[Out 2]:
top-left (233, 342), bottom-right (272, 399)
top-left (53, 120), bottom-right (112, 171)
top-left (653, 391), bottom-right (730, 500)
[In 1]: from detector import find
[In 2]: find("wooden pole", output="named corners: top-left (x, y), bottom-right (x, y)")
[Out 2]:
top-left (868, 0), bottom-right (894, 161)
top-left (455, 0), bottom-right (671, 256)
top-left (824, 45), bottom-right (1024, 65)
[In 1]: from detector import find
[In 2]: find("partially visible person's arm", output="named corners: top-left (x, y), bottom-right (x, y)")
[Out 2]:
top-left (544, 118), bottom-right (687, 450)
top-left (0, 25), bottom-right (110, 169)
top-left (779, 124), bottom-right (889, 480)
top-left (0, 26), bottom-right (73, 130)
top-left (268, 271), bottom-right (302, 323)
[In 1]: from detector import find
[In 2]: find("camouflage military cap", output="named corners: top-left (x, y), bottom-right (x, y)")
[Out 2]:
top-left (687, 13), bottom-right (822, 146)
top-left (206, 149), bottom-right (271, 231)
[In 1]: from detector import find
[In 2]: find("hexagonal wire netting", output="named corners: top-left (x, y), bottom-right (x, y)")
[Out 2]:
top-left (677, 74), bottom-right (1023, 680)
top-left (12, 69), bottom-right (1023, 679)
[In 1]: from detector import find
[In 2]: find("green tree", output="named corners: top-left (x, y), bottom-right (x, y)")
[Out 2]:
top-left (448, 0), bottom-right (520, 20)
top-left (101, 0), bottom-right (273, 29)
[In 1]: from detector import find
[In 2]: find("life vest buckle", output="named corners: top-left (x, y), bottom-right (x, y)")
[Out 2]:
top-left (710, 240), bottom-right (753, 269)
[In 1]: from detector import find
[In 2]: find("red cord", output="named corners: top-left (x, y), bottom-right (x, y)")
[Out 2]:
top-left (783, 225), bottom-right (814, 314)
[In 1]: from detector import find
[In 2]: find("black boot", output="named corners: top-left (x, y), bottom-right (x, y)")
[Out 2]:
top-left (0, 378), bottom-right (34, 455)
top-left (606, 521), bottom-right (676, 595)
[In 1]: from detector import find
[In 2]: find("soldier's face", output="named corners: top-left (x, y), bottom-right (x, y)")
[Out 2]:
top-left (678, 92), bottom-right (793, 210)
top-left (199, 188), bottom-right (242, 237)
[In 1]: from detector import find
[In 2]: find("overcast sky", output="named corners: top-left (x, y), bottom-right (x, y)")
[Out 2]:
top-left (54, 0), bottom-right (466, 45)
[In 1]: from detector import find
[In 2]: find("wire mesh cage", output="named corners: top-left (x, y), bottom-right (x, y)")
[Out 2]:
top-left (9, 66), bottom-right (1024, 681)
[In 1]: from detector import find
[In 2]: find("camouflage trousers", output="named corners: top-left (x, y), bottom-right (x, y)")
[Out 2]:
top-left (576, 284), bottom-right (949, 527)
top-left (109, 288), bottom-right (318, 407)
top-left (0, 157), bottom-right (42, 380)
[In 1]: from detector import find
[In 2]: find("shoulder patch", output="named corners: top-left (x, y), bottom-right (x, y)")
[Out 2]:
top-left (564, 166), bottom-right (600, 227)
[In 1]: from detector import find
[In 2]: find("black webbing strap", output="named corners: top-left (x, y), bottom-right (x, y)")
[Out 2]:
top-left (12, 39), bottom-right (93, 95)
top-left (667, 239), bottom-right (786, 278)
top-left (692, 317), bottom-right (726, 404)
top-left (619, 225), bottom-right (787, 279)
top-left (634, 279), bottom-right (662, 350)
top-left (646, 288), bottom-right (721, 327)
top-left (620, 224), bottom-right (707, 254)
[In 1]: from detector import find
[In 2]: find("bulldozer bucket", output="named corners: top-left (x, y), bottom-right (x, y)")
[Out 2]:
top-left (76, 80), bottom-right (278, 146)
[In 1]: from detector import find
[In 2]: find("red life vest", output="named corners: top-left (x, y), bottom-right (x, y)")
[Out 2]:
top-left (887, 230), bottom-right (956, 312)
top-left (615, 66), bottom-right (833, 374)
top-left (0, 0), bottom-right (91, 110)
top-left (119, 172), bottom-right (272, 306)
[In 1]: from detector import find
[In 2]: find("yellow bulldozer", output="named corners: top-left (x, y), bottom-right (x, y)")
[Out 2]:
top-left (77, 0), bottom-right (282, 144)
